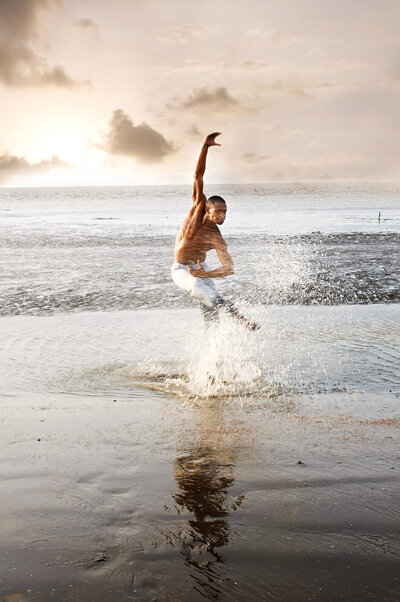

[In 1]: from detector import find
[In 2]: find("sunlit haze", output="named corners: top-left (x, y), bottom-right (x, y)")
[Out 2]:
top-left (1, 0), bottom-right (399, 186)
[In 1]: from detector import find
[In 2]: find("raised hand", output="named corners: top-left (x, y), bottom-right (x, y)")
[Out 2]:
top-left (204, 132), bottom-right (222, 147)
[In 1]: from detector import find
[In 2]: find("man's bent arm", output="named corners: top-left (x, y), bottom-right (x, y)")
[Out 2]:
top-left (188, 237), bottom-right (234, 278)
top-left (196, 264), bottom-right (234, 278)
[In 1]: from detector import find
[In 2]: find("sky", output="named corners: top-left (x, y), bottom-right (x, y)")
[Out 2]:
top-left (0, 0), bottom-right (399, 186)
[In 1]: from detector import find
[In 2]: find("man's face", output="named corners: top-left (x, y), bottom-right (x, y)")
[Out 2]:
top-left (207, 201), bottom-right (227, 225)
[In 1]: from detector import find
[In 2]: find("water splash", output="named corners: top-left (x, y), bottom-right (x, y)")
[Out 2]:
top-left (186, 318), bottom-right (264, 399)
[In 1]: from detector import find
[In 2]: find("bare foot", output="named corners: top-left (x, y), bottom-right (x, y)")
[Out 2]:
top-left (236, 316), bottom-right (261, 330)
top-left (246, 320), bottom-right (261, 331)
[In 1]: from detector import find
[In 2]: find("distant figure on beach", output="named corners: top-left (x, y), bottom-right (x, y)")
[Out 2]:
top-left (171, 132), bottom-right (259, 329)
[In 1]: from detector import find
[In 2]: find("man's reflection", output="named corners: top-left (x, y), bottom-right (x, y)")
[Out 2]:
top-left (173, 446), bottom-right (234, 559)
top-left (164, 402), bottom-right (246, 601)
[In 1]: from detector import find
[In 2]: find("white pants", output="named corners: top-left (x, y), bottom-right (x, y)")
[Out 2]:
top-left (171, 262), bottom-right (220, 308)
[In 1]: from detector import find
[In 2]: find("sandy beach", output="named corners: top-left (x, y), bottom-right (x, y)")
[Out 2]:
top-left (1, 387), bottom-right (399, 601)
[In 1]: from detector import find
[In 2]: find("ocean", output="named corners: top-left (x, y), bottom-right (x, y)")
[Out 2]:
top-left (1, 182), bottom-right (399, 412)
top-left (1, 183), bottom-right (400, 601)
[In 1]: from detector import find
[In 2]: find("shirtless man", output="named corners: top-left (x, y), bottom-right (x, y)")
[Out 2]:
top-left (171, 132), bottom-right (259, 329)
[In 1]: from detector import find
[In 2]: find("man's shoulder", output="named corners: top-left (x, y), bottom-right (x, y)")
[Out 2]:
top-left (207, 225), bottom-right (227, 249)
top-left (200, 222), bottom-right (223, 238)
top-left (203, 222), bottom-right (221, 234)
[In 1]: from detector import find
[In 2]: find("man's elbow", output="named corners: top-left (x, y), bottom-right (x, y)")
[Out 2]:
top-left (225, 266), bottom-right (234, 276)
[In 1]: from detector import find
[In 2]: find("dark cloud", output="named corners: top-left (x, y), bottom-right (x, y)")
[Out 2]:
top-left (0, 0), bottom-right (87, 87)
top-left (0, 43), bottom-right (80, 87)
top-left (0, 153), bottom-right (69, 182)
top-left (0, 0), bottom-right (54, 38)
top-left (101, 109), bottom-right (174, 163)
top-left (72, 18), bottom-right (98, 30)
top-left (181, 87), bottom-right (239, 111)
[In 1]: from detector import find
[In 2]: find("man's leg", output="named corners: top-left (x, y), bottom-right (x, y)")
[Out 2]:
top-left (172, 264), bottom-right (222, 326)
top-left (195, 284), bottom-right (259, 330)
top-left (199, 301), bottom-right (219, 327)
top-left (212, 295), bottom-right (259, 329)
top-left (172, 263), bottom-right (220, 307)
top-left (172, 263), bottom-right (259, 329)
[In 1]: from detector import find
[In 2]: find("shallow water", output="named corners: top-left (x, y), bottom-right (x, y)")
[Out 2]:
top-left (1, 183), bottom-right (400, 315)
top-left (1, 305), bottom-right (399, 417)
top-left (1, 183), bottom-right (399, 416)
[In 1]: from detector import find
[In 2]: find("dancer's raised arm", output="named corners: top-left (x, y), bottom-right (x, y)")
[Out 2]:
top-left (192, 132), bottom-right (221, 204)
top-left (183, 132), bottom-right (221, 239)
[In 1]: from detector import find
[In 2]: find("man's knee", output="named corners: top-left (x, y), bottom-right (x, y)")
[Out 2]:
top-left (190, 280), bottom-right (218, 307)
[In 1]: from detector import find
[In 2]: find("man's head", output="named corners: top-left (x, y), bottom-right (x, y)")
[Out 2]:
top-left (205, 195), bottom-right (227, 225)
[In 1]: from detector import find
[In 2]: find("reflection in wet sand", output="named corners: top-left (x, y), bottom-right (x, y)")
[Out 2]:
top-left (162, 402), bottom-right (248, 601)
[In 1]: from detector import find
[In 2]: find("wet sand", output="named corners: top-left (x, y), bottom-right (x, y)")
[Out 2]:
top-left (1, 391), bottom-right (399, 601)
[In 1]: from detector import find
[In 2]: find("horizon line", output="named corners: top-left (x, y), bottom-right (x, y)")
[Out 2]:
top-left (1, 178), bottom-right (400, 191)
